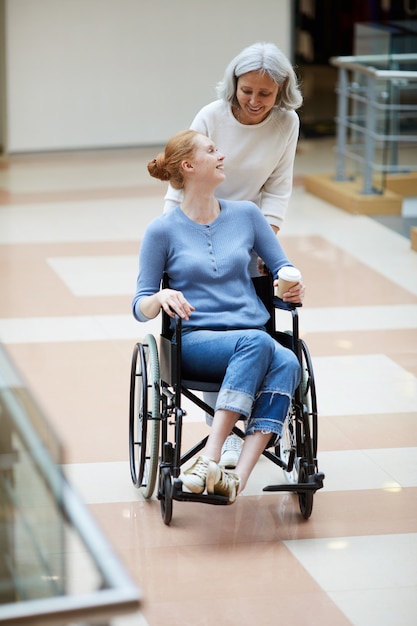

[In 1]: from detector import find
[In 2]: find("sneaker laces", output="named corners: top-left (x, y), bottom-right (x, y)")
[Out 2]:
top-left (217, 468), bottom-right (239, 491)
top-left (222, 434), bottom-right (242, 453)
top-left (187, 456), bottom-right (210, 479)
top-left (221, 472), bottom-right (240, 492)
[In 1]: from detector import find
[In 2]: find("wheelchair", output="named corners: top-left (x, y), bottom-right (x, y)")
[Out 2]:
top-left (129, 274), bottom-right (324, 525)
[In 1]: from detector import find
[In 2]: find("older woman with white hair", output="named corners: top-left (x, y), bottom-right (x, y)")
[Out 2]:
top-left (164, 42), bottom-right (302, 231)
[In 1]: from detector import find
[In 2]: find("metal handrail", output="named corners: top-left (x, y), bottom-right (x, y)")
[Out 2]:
top-left (330, 53), bottom-right (417, 193)
top-left (0, 346), bottom-right (141, 625)
top-left (331, 53), bottom-right (417, 77)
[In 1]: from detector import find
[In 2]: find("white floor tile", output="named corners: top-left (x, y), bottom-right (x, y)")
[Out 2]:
top-left (2, 311), bottom-right (416, 352)
top-left (95, 314), bottom-right (161, 340)
top-left (0, 196), bottom-right (162, 244)
top-left (47, 255), bottom-right (138, 296)
top-left (317, 449), bottom-right (416, 492)
top-left (63, 445), bottom-right (417, 506)
top-left (365, 447), bottom-right (417, 488)
top-left (313, 354), bottom-right (417, 416)
top-left (0, 155), bottom-right (158, 193)
top-left (0, 316), bottom-right (104, 343)
top-left (63, 461), bottom-right (140, 504)
top-left (299, 304), bottom-right (417, 333)
top-left (0, 314), bottom-right (160, 343)
top-left (284, 533), bottom-right (417, 626)
top-left (64, 454), bottom-right (294, 504)
top-left (329, 587), bottom-right (417, 626)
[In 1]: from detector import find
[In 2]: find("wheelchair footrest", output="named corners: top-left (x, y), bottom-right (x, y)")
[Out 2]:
top-left (172, 480), bottom-right (230, 505)
top-left (263, 472), bottom-right (325, 493)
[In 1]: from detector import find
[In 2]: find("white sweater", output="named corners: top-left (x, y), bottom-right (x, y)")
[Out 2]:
top-left (163, 100), bottom-right (300, 229)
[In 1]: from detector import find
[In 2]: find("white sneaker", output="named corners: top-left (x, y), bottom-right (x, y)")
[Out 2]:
top-left (206, 461), bottom-right (240, 504)
top-left (179, 455), bottom-right (212, 494)
top-left (219, 433), bottom-right (242, 469)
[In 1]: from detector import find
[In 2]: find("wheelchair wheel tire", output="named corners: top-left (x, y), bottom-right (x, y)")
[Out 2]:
top-left (298, 463), bottom-right (314, 519)
top-left (300, 339), bottom-right (318, 459)
top-left (128, 335), bottom-right (161, 498)
top-left (159, 467), bottom-right (173, 525)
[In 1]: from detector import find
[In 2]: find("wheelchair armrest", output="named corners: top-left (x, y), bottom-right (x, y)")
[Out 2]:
top-left (173, 313), bottom-right (182, 333)
top-left (160, 314), bottom-right (182, 387)
top-left (273, 296), bottom-right (302, 311)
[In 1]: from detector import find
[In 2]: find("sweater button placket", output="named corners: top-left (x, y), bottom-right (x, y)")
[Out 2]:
top-left (205, 228), bottom-right (217, 273)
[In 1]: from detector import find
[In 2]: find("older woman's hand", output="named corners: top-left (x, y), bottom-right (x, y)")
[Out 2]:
top-left (159, 289), bottom-right (195, 321)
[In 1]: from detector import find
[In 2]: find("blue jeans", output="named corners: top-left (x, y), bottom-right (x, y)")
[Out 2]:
top-left (181, 328), bottom-right (300, 437)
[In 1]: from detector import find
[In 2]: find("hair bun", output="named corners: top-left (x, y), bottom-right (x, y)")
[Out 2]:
top-left (147, 153), bottom-right (170, 181)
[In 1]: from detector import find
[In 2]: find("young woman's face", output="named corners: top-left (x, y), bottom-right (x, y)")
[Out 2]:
top-left (235, 71), bottom-right (279, 125)
top-left (189, 135), bottom-right (225, 183)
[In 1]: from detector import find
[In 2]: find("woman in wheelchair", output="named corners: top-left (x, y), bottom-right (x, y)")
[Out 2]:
top-left (132, 129), bottom-right (305, 504)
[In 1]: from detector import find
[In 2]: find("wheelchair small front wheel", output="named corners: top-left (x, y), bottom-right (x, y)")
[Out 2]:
top-left (128, 335), bottom-right (161, 498)
top-left (297, 463), bottom-right (314, 520)
top-left (159, 467), bottom-right (173, 525)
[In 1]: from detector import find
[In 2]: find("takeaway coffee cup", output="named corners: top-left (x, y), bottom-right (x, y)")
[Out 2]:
top-left (275, 266), bottom-right (302, 298)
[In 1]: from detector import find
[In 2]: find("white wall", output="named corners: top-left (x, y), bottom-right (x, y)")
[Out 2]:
top-left (5, 0), bottom-right (292, 153)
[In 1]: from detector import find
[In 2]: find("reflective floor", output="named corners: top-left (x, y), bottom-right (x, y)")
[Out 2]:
top-left (1, 138), bottom-right (417, 626)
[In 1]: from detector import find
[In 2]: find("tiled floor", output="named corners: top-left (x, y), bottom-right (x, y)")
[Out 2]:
top-left (1, 138), bottom-right (417, 625)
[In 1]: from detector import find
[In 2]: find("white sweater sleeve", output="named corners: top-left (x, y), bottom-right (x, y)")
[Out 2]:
top-left (259, 113), bottom-right (299, 229)
top-left (163, 107), bottom-right (210, 213)
top-left (163, 183), bottom-right (183, 213)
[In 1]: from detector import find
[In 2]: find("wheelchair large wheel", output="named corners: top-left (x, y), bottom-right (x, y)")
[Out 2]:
top-left (297, 340), bottom-right (317, 519)
top-left (129, 335), bottom-right (161, 498)
top-left (299, 339), bottom-right (318, 458)
top-left (280, 339), bottom-right (318, 488)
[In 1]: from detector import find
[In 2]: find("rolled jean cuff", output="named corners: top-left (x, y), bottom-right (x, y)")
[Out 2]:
top-left (215, 388), bottom-right (253, 418)
top-left (246, 391), bottom-right (291, 436)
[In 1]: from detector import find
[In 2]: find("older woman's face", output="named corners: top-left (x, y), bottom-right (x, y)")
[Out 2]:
top-left (235, 71), bottom-right (279, 125)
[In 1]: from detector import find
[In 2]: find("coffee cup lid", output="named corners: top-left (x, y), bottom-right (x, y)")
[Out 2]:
top-left (278, 266), bottom-right (301, 281)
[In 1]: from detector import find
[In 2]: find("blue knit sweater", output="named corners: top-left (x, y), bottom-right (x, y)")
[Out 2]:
top-left (132, 200), bottom-right (292, 331)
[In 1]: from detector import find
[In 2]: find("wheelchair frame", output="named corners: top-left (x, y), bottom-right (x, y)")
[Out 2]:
top-left (129, 275), bottom-right (324, 525)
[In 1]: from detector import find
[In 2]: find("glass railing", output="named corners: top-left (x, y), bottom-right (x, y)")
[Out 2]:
top-left (330, 52), bottom-right (417, 194)
top-left (0, 344), bottom-right (141, 625)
